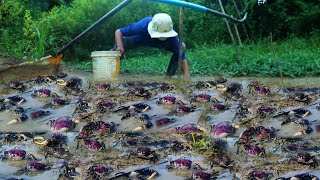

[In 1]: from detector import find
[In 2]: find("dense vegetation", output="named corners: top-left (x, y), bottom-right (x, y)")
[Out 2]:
top-left (1, 0), bottom-right (319, 77)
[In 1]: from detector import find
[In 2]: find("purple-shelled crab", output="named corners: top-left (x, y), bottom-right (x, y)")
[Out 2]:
top-left (1, 148), bottom-right (35, 161)
top-left (77, 121), bottom-right (116, 139)
top-left (166, 157), bottom-right (203, 170)
top-left (189, 170), bottom-right (216, 179)
top-left (237, 126), bottom-right (276, 144)
top-left (97, 99), bottom-right (117, 113)
top-left (237, 144), bottom-right (265, 157)
top-left (76, 139), bottom-right (105, 152)
top-left (50, 116), bottom-right (77, 133)
top-left (248, 81), bottom-right (271, 95)
top-left (157, 95), bottom-right (177, 105)
top-left (155, 117), bottom-right (176, 127)
top-left (256, 105), bottom-right (276, 118)
top-left (92, 83), bottom-right (111, 91)
top-left (211, 103), bottom-right (230, 111)
top-left (211, 121), bottom-right (236, 138)
top-left (247, 170), bottom-right (273, 180)
top-left (190, 94), bottom-right (221, 103)
top-left (43, 98), bottom-right (69, 109)
top-left (127, 87), bottom-right (152, 99)
top-left (87, 165), bottom-right (113, 179)
top-left (30, 110), bottom-right (50, 120)
top-left (173, 123), bottom-right (203, 136)
top-left (31, 88), bottom-right (59, 98)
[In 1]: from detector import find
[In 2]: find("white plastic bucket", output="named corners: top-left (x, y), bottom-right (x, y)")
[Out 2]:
top-left (91, 51), bottom-right (121, 81)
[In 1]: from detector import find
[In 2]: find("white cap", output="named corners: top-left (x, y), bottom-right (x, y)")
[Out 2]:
top-left (147, 13), bottom-right (178, 38)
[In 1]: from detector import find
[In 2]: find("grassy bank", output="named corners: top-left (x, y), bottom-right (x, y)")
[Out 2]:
top-left (67, 36), bottom-right (320, 77)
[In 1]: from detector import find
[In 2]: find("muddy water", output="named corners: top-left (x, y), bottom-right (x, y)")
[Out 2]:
top-left (0, 70), bottom-right (320, 179)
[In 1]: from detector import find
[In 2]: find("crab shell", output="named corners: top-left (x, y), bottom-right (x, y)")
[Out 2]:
top-left (174, 123), bottom-right (199, 134)
top-left (84, 140), bottom-right (105, 151)
top-left (248, 171), bottom-right (273, 180)
top-left (169, 158), bottom-right (192, 169)
top-left (51, 116), bottom-right (75, 133)
top-left (244, 145), bottom-right (265, 156)
top-left (88, 165), bottom-right (112, 177)
top-left (26, 161), bottom-right (46, 171)
top-left (157, 96), bottom-right (176, 104)
top-left (192, 170), bottom-right (212, 179)
top-left (4, 149), bottom-right (27, 160)
top-left (211, 122), bottom-right (234, 138)
top-left (155, 118), bottom-right (176, 127)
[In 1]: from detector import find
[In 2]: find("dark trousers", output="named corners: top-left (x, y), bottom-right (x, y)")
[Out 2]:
top-left (113, 37), bottom-right (186, 76)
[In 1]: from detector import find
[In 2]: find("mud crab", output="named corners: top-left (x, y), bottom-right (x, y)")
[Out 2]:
top-left (189, 170), bottom-right (216, 179)
top-left (50, 116), bottom-right (77, 133)
top-left (208, 152), bottom-right (233, 168)
top-left (127, 146), bottom-right (159, 163)
top-left (43, 98), bottom-right (69, 109)
top-left (44, 147), bottom-right (72, 159)
top-left (276, 173), bottom-right (319, 180)
top-left (7, 106), bottom-right (28, 124)
top-left (92, 83), bottom-right (111, 91)
top-left (31, 88), bottom-right (59, 98)
top-left (247, 170), bottom-right (273, 180)
top-left (114, 167), bottom-right (159, 179)
top-left (30, 110), bottom-right (50, 120)
top-left (237, 126), bottom-right (276, 144)
top-left (3, 95), bottom-right (26, 105)
top-left (33, 133), bottom-right (68, 148)
top-left (166, 157), bottom-right (203, 170)
top-left (167, 104), bottom-right (197, 116)
top-left (190, 94), bottom-right (220, 103)
top-left (9, 81), bottom-right (26, 92)
top-left (211, 103), bottom-right (230, 111)
top-left (76, 139), bottom-right (105, 151)
top-left (157, 95), bottom-right (177, 105)
top-left (237, 144), bottom-right (265, 157)
top-left (127, 87), bottom-right (152, 99)
top-left (2, 132), bottom-right (30, 143)
top-left (216, 82), bottom-right (242, 93)
top-left (1, 148), bottom-right (35, 161)
top-left (16, 160), bottom-right (47, 174)
top-left (87, 165), bottom-right (113, 179)
top-left (281, 117), bottom-right (313, 136)
top-left (275, 108), bottom-right (311, 118)
top-left (95, 99), bottom-right (116, 114)
top-left (287, 92), bottom-right (312, 104)
top-left (155, 117), bottom-right (176, 127)
top-left (114, 102), bottom-right (150, 113)
top-left (158, 82), bottom-right (175, 91)
top-left (192, 81), bottom-right (216, 89)
top-left (56, 77), bottom-right (82, 88)
top-left (288, 152), bottom-right (318, 168)
top-left (121, 112), bottom-right (153, 131)
top-left (211, 121), bottom-right (236, 138)
top-left (173, 123), bottom-right (203, 136)
top-left (248, 81), bottom-right (271, 95)
top-left (256, 105), bottom-right (276, 118)
top-left (77, 121), bottom-right (116, 139)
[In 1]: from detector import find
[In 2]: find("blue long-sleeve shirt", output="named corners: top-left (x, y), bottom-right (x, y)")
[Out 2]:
top-left (119, 17), bottom-right (186, 60)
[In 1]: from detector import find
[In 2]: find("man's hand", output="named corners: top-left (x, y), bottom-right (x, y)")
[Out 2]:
top-left (115, 29), bottom-right (126, 58)
top-left (116, 46), bottom-right (126, 58)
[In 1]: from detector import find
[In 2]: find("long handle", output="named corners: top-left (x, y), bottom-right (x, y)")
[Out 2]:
top-left (146, 0), bottom-right (247, 23)
top-left (55, 0), bottom-right (133, 56)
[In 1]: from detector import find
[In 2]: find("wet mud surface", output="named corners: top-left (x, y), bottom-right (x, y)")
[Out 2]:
top-left (0, 68), bottom-right (320, 180)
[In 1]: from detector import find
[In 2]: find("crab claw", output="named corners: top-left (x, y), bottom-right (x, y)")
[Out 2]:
top-left (7, 119), bottom-right (19, 124)
top-left (56, 79), bottom-right (67, 87)
top-left (142, 106), bottom-right (150, 112)
top-left (216, 84), bottom-right (227, 92)
top-left (33, 136), bottom-right (50, 147)
top-left (148, 171), bottom-right (159, 179)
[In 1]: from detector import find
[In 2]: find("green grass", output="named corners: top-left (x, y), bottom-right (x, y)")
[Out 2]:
top-left (66, 36), bottom-right (320, 77)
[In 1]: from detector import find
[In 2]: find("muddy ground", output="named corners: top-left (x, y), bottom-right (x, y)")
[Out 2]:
top-left (0, 59), bottom-right (320, 180)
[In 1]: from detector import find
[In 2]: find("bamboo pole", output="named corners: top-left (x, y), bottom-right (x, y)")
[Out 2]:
top-left (177, 6), bottom-right (184, 79)
top-left (232, 0), bottom-right (250, 41)
top-left (218, 0), bottom-right (236, 44)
